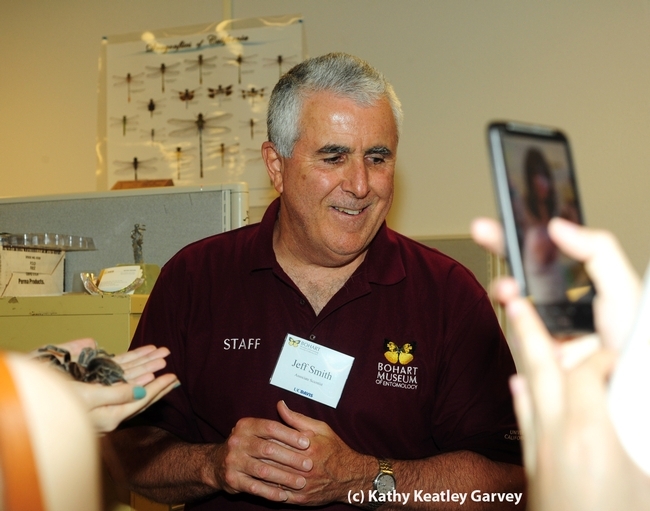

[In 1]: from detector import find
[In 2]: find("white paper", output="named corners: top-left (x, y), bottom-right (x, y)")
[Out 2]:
top-left (270, 334), bottom-right (354, 408)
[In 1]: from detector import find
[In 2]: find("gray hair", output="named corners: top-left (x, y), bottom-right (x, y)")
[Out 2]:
top-left (267, 52), bottom-right (403, 157)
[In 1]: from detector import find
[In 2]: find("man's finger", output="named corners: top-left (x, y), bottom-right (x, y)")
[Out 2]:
top-left (276, 400), bottom-right (325, 436)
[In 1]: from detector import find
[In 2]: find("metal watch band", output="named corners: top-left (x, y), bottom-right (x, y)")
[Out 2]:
top-left (378, 458), bottom-right (393, 476)
top-left (366, 458), bottom-right (395, 510)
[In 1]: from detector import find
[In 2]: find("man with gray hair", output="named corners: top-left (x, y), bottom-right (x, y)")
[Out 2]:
top-left (106, 52), bottom-right (525, 510)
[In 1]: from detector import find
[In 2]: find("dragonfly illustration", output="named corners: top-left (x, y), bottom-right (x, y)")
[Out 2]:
top-left (174, 88), bottom-right (201, 109)
top-left (139, 98), bottom-right (166, 118)
top-left (110, 115), bottom-right (139, 136)
top-left (168, 112), bottom-right (232, 178)
top-left (243, 147), bottom-right (263, 164)
top-left (240, 87), bottom-right (266, 101)
top-left (167, 146), bottom-right (196, 180)
top-left (140, 127), bottom-right (166, 144)
top-left (209, 141), bottom-right (240, 167)
top-left (185, 54), bottom-right (217, 85)
top-left (113, 157), bottom-right (157, 181)
top-left (112, 72), bottom-right (144, 103)
top-left (208, 84), bottom-right (233, 98)
top-left (263, 54), bottom-right (298, 78)
top-left (145, 62), bottom-right (180, 93)
top-left (225, 54), bottom-right (257, 84)
top-left (240, 118), bottom-right (266, 140)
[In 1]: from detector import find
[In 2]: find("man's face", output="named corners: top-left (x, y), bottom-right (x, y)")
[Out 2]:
top-left (265, 91), bottom-right (398, 267)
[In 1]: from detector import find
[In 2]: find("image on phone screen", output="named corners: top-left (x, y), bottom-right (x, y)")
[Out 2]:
top-left (489, 123), bottom-right (595, 333)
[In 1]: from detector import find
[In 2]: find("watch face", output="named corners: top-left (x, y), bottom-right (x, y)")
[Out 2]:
top-left (376, 473), bottom-right (396, 493)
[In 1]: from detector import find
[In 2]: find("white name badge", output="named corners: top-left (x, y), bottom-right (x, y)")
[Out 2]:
top-left (270, 334), bottom-right (355, 408)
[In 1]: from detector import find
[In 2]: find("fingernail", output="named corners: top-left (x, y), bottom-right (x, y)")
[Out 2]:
top-left (133, 386), bottom-right (147, 400)
top-left (298, 436), bottom-right (310, 449)
top-left (173, 382), bottom-right (181, 389)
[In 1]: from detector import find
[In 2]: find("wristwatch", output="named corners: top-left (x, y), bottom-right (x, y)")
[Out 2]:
top-left (367, 458), bottom-right (396, 509)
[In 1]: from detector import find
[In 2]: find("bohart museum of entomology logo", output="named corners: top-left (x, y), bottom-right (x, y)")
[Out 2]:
top-left (375, 339), bottom-right (419, 390)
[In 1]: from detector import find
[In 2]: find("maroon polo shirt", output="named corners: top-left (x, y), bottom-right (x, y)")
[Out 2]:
top-left (129, 198), bottom-right (521, 510)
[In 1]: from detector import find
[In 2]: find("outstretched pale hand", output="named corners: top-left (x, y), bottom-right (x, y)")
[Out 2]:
top-left (33, 338), bottom-right (179, 434)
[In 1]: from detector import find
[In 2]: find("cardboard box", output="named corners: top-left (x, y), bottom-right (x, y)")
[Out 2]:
top-left (0, 246), bottom-right (65, 297)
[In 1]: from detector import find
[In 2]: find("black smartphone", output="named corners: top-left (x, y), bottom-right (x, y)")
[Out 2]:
top-left (487, 121), bottom-right (595, 335)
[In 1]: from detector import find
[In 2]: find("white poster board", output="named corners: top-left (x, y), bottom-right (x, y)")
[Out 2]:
top-left (98, 15), bottom-right (305, 207)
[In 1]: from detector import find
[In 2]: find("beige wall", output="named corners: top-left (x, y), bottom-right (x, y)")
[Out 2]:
top-left (2, 0), bottom-right (650, 273)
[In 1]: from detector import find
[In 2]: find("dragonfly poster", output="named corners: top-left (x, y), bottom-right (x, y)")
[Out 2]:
top-left (99, 15), bottom-right (304, 207)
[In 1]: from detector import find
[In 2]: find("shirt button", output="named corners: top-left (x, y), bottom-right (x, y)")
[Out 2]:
top-left (299, 299), bottom-right (306, 306)
top-left (309, 334), bottom-right (316, 340)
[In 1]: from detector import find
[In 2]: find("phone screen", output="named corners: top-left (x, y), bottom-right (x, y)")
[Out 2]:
top-left (489, 122), bottom-right (595, 333)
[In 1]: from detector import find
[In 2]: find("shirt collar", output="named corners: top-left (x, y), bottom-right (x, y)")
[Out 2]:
top-left (364, 221), bottom-right (406, 286)
top-left (248, 197), bottom-right (281, 272)
top-left (248, 198), bottom-right (405, 286)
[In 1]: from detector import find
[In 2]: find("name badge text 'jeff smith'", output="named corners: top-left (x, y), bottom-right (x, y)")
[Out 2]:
top-left (270, 334), bottom-right (354, 408)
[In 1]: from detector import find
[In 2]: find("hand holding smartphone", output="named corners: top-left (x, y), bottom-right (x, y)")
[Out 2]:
top-left (487, 121), bottom-right (595, 335)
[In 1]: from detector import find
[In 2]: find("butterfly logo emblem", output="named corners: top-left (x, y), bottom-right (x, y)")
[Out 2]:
top-left (383, 339), bottom-right (416, 365)
top-left (288, 337), bottom-right (301, 347)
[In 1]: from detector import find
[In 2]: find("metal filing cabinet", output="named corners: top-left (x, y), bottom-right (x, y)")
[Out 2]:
top-left (0, 294), bottom-right (147, 354)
